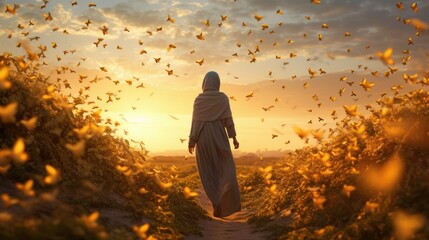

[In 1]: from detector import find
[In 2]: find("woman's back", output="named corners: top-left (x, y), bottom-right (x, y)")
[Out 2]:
top-left (188, 71), bottom-right (241, 218)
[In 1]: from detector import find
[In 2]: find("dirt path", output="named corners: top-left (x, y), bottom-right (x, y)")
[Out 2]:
top-left (185, 188), bottom-right (266, 240)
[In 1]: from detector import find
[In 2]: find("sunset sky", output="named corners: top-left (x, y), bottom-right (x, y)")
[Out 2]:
top-left (1, 0), bottom-right (428, 154)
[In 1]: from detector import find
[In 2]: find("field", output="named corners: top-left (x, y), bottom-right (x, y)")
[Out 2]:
top-left (1, 57), bottom-right (428, 239)
top-left (1, 0), bottom-right (429, 239)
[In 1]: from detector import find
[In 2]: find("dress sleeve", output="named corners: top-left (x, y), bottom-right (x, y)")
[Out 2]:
top-left (223, 117), bottom-right (236, 138)
top-left (188, 120), bottom-right (203, 147)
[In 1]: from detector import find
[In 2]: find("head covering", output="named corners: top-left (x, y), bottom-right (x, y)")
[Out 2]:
top-left (192, 71), bottom-right (232, 121)
top-left (202, 71), bottom-right (220, 91)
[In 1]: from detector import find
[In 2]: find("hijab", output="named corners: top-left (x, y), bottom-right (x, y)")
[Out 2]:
top-left (192, 71), bottom-right (232, 121)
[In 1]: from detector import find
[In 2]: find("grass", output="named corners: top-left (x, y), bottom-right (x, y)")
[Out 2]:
top-left (1, 52), bottom-right (428, 240)
top-left (240, 89), bottom-right (429, 239)
top-left (0, 54), bottom-right (207, 239)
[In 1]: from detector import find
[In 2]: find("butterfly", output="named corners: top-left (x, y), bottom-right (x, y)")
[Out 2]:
top-left (195, 59), bottom-right (204, 65)
top-left (0, 102), bottom-right (18, 123)
top-left (65, 140), bottom-right (86, 158)
top-left (254, 14), bottom-right (263, 21)
top-left (183, 187), bottom-right (198, 198)
top-left (360, 78), bottom-right (375, 91)
top-left (20, 116), bottom-right (37, 131)
top-left (42, 12), bottom-right (53, 21)
top-left (165, 69), bottom-right (173, 75)
top-left (133, 223), bottom-right (150, 239)
top-left (5, 4), bottom-right (19, 14)
top-left (44, 164), bottom-right (61, 185)
top-left (16, 179), bottom-right (35, 197)
top-left (166, 15), bottom-right (175, 23)
top-left (343, 105), bottom-right (357, 117)
top-left (196, 32), bottom-right (205, 40)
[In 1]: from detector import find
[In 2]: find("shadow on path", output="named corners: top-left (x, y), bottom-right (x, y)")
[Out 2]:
top-left (185, 188), bottom-right (266, 240)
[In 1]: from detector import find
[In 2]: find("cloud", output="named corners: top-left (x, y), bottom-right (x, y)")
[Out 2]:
top-left (1, 0), bottom-right (427, 89)
top-left (101, 3), bottom-right (166, 29)
top-left (175, 8), bottom-right (193, 17)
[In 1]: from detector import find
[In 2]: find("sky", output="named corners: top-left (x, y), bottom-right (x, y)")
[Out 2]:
top-left (1, 0), bottom-right (428, 155)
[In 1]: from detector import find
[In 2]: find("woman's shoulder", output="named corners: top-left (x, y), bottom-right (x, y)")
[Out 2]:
top-left (196, 91), bottom-right (228, 98)
top-left (219, 91), bottom-right (229, 99)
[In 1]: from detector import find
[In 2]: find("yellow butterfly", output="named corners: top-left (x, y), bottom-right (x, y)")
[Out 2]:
top-left (195, 58), bottom-right (204, 65)
top-left (159, 181), bottom-right (173, 190)
top-left (20, 116), bottom-right (37, 131)
top-left (183, 186), bottom-right (198, 198)
top-left (1, 193), bottom-right (19, 207)
top-left (342, 184), bottom-right (356, 197)
top-left (0, 102), bottom-right (18, 123)
top-left (65, 140), bottom-right (86, 158)
top-left (11, 138), bottom-right (28, 165)
top-left (376, 48), bottom-right (394, 65)
top-left (81, 211), bottom-right (99, 229)
top-left (166, 14), bottom-right (175, 23)
top-left (116, 165), bottom-right (132, 176)
top-left (293, 126), bottom-right (309, 139)
top-left (42, 12), bottom-right (53, 21)
top-left (5, 4), bottom-right (19, 14)
top-left (269, 184), bottom-right (277, 194)
top-left (411, 2), bottom-right (418, 12)
top-left (0, 67), bottom-right (11, 89)
top-left (16, 179), bottom-right (35, 197)
top-left (343, 105), bottom-right (357, 117)
top-left (396, 2), bottom-right (404, 9)
top-left (196, 32), bottom-right (205, 40)
top-left (364, 154), bottom-right (403, 192)
top-left (201, 19), bottom-right (210, 27)
top-left (254, 14), bottom-right (263, 21)
top-left (44, 164), bottom-right (61, 185)
top-left (133, 223), bottom-right (150, 239)
top-left (360, 78), bottom-right (375, 91)
top-left (165, 69), bottom-right (173, 75)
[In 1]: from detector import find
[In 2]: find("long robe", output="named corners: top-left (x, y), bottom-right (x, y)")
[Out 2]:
top-left (188, 71), bottom-right (241, 217)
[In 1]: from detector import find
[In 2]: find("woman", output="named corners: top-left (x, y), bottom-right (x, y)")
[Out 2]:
top-left (188, 71), bottom-right (241, 218)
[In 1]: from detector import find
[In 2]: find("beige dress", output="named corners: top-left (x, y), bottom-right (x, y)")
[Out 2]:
top-left (189, 117), bottom-right (241, 217)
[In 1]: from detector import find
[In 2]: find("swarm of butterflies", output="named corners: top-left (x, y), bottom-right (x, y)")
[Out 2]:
top-left (1, 0), bottom-right (429, 239)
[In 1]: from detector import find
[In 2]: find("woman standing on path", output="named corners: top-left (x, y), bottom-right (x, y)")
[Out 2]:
top-left (188, 71), bottom-right (241, 218)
